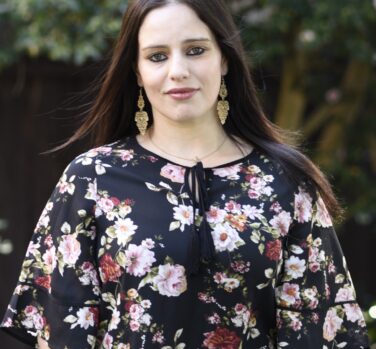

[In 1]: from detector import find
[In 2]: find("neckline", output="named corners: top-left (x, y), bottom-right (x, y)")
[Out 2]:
top-left (128, 135), bottom-right (257, 170)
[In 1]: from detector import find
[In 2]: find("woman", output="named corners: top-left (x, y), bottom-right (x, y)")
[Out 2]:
top-left (1, 0), bottom-right (370, 348)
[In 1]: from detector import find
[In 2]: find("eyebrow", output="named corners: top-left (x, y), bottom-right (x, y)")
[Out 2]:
top-left (141, 38), bottom-right (211, 51)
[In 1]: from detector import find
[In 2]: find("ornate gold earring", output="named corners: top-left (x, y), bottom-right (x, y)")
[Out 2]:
top-left (135, 87), bottom-right (149, 135)
top-left (217, 76), bottom-right (229, 125)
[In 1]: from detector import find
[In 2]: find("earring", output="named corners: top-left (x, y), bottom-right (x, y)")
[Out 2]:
top-left (135, 87), bottom-right (149, 135)
top-left (217, 76), bottom-right (229, 125)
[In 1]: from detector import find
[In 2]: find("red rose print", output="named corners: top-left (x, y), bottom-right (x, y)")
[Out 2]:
top-left (202, 327), bottom-right (241, 349)
top-left (35, 275), bottom-right (51, 291)
top-left (89, 307), bottom-right (99, 325)
top-left (265, 239), bottom-right (282, 261)
top-left (110, 196), bottom-right (120, 206)
top-left (125, 300), bottom-right (135, 312)
top-left (99, 254), bottom-right (122, 283)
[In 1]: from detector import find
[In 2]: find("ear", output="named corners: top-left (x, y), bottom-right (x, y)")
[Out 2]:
top-left (221, 55), bottom-right (228, 76)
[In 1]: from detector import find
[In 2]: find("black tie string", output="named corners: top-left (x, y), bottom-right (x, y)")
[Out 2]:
top-left (185, 161), bottom-right (216, 276)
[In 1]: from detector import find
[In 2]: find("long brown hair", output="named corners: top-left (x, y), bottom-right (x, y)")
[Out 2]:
top-left (56, 0), bottom-right (342, 219)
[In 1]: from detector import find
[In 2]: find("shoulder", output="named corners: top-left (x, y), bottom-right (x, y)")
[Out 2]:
top-left (62, 137), bottom-right (134, 177)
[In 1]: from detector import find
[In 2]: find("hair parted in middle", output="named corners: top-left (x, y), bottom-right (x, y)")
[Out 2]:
top-left (59, 0), bottom-right (342, 219)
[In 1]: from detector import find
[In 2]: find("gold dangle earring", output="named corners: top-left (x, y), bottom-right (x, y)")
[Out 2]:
top-left (217, 76), bottom-right (229, 125)
top-left (135, 87), bottom-right (149, 135)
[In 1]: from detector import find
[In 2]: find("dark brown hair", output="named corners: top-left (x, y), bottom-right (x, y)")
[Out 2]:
top-left (57, 0), bottom-right (342, 219)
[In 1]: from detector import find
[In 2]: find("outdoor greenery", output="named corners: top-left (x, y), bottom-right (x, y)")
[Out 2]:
top-left (0, 0), bottom-right (375, 341)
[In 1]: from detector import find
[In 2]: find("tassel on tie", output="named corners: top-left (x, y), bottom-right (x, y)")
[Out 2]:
top-left (186, 161), bottom-right (216, 276)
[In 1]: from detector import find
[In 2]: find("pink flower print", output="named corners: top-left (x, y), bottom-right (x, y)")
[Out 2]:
top-left (206, 206), bottom-right (227, 224)
top-left (294, 187), bottom-right (313, 223)
top-left (269, 210), bottom-right (292, 237)
top-left (125, 243), bottom-right (156, 277)
top-left (160, 163), bottom-right (185, 183)
top-left (58, 234), bottom-right (81, 265)
top-left (277, 283), bottom-right (301, 306)
top-left (323, 308), bottom-right (343, 342)
top-left (213, 164), bottom-right (241, 180)
top-left (315, 196), bottom-right (333, 227)
top-left (153, 263), bottom-right (187, 297)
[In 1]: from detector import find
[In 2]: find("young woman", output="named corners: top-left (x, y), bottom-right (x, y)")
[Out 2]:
top-left (1, 1), bottom-right (370, 348)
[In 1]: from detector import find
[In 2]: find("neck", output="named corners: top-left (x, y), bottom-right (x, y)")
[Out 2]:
top-left (148, 115), bottom-right (227, 161)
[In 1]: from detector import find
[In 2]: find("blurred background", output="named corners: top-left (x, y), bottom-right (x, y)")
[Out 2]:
top-left (0, 0), bottom-right (375, 347)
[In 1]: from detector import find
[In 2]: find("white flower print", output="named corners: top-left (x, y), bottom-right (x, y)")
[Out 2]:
top-left (173, 204), bottom-right (193, 231)
top-left (141, 238), bottom-right (155, 249)
top-left (26, 241), bottom-right (41, 258)
top-left (294, 187), bottom-right (313, 223)
top-left (212, 222), bottom-right (245, 252)
top-left (125, 243), bottom-right (156, 277)
top-left (73, 307), bottom-right (96, 329)
top-left (222, 277), bottom-right (240, 292)
top-left (344, 303), bottom-right (364, 323)
top-left (315, 196), bottom-right (333, 227)
top-left (85, 180), bottom-right (98, 201)
top-left (153, 263), bottom-right (187, 297)
top-left (269, 210), bottom-right (292, 237)
top-left (141, 299), bottom-right (151, 309)
top-left (108, 309), bottom-right (121, 331)
top-left (213, 164), bottom-right (241, 180)
top-left (58, 234), bottom-right (81, 265)
top-left (57, 173), bottom-right (75, 195)
top-left (284, 256), bottom-right (306, 280)
top-left (117, 344), bottom-right (130, 349)
top-left (323, 308), bottom-right (343, 342)
top-left (113, 218), bottom-right (138, 246)
top-left (242, 204), bottom-right (264, 220)
top-left (140, 313), bottom-right (152, 326)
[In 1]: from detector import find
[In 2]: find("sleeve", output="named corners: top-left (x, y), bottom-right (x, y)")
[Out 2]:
top-left (0, 158), bottom-right (101, 349)
top-left (275, 184), bottom-right (370, 348)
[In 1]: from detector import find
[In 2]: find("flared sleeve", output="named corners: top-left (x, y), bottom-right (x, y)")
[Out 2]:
top-left (275, 185), bottom-right (370, 348)
top-left (1, 158), bottom-right (101, 349)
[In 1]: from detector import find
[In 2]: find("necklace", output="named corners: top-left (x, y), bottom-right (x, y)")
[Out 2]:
top-left (148, 132), bottom-right (228, 163)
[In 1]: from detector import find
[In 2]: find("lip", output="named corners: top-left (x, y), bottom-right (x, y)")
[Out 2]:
top-left (166, 87), bottom-right (199, 100)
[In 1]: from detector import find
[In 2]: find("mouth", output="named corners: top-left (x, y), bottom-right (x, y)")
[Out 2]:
top-left (166, 88), bottom-right (199, 100)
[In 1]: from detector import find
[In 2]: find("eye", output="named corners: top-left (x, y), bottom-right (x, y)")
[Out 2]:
top-left (187, 47), bottom-right (205, 56)
top-left (148, 53), bottom-right (167, 63)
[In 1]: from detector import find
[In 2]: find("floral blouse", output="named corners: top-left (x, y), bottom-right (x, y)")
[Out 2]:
top-left (1, 136), bottom-right (369, 349)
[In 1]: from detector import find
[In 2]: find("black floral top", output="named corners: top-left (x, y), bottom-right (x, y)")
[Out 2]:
top-left (1, 136), bottom-right (369, 349)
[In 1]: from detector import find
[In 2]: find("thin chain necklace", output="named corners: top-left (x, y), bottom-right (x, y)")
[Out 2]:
top-left (148, 131), bottom-right (228, 163)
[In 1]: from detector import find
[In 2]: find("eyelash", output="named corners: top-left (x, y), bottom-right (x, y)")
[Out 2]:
top-left (148, 47), bottom-right (206, 63)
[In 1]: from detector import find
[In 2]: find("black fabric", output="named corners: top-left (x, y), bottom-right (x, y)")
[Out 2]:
top-left (1, 136), bottom-right (370, 349)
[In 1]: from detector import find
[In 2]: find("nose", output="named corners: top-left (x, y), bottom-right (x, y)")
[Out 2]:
top-left (168, 53), bottom-right (189, 81)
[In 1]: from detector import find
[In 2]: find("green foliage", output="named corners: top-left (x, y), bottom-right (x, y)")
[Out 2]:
top-left (0, 0), bottom-right (126, 68)
top-left (240, 0), bottom-right (376, 63)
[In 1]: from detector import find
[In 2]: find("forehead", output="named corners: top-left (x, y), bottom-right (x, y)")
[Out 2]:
top-left (138, 3), bottom-right (215, 46)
